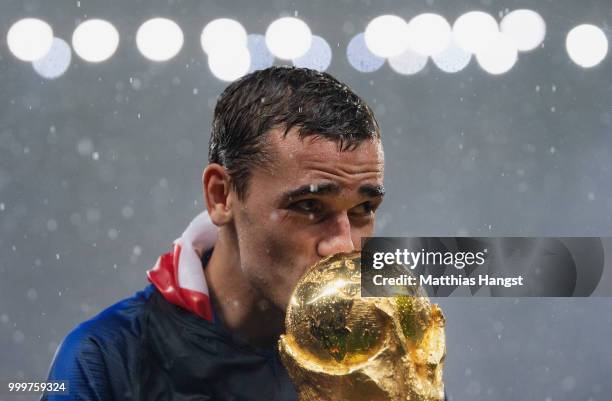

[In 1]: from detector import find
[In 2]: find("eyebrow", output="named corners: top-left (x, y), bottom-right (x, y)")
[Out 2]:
top-left (280, 182), bottom-right (385, 203)
top-left (359, 184), bottom-right (386, 198)
top-left (282, 182), bottom-right (341, 201)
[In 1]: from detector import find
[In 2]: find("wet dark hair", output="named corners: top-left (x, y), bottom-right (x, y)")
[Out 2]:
top-left (208, 66), bottom-right (380, 200)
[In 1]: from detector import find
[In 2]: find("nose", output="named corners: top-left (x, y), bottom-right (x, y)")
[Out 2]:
top-left (317, 212), bottom-right (355, 257)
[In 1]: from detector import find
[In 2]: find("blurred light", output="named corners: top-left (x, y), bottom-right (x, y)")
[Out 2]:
top-left (364, 15), bottom-right (410, 58)
top-left (388, 48), bottom-right (428, 75)
top-left (293, 35), bottom-right (332, 71)
top-left (247, 34), bottom-right (275, 72)
top-left (346, 32), bottom-right (385, 72)
top-left (407, 13), bottom-right (452, 56)
top-left (265, 17), bottom-right (312, 59)
top-left (453, 11), bottom-right (499, 54)
top-left (136, 18), bottom-right (183, 61)
top-left (72, 19), bottom-right (119, 62)
top-left (201, 18), bottom-right (247, 56)
top-left (7, 18), bottom-right (53, 61)
top-left (566, 24), bottom-right (608, 68)
top-left (432, 39), bottom-right (472, 73)
top-left (500, 9), bottom-right (546, 52)
top-left (208, 46), bottom-right (251, 81)
top-left (32, 37), bottom-right (71, 79)
top-left (475, 32), bottom-right (518, 75)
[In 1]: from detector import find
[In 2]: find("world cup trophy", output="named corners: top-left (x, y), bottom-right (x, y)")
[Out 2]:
top-left (278, 251), bottom-right (446, 401)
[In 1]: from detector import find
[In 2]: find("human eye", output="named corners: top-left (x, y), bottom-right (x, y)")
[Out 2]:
top-left (350, 201), bottom-right (377, 217)
top-left (288, 199), bottom-right (324, 215)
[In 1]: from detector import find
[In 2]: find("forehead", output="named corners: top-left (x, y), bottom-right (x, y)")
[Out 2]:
top-left (264, 127), bottom-right (384, 187)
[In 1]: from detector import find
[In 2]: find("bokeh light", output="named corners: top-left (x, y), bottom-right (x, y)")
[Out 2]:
top-left (293, 35), bottom-right (332, 71)
top-left (7, 18), bottom-right (54, 61)
top-left (566, 24), bottom-right (608, 68)
top-left (500, 9), bottom-right (546, 52)
top-left (201, 18), bottom-right (247, 56)
top-left (432, 39), bottom-right (472, 73)
top-left (475, 32), bottom-right (518, 75)
top-left (453, 11), bottom-right (499, 54)
top-left (364, 15), bottom-right (410, 58)
top-left (346, 32), bottom-right (386, 72)
top-left (388, 48), bottom-right (428, 75)
top-left (265, 17), bottom-right (312, 60)
top-left (407, 13), bottom-right (452, 56)
top-left (72, 19), bottom-right (119, 63)
top-left (32, 37), bottom-right (71, 79)
top-left (136, 18), bottom-right (183, 62)
top-left (208, 46), bottom-right (251, 81)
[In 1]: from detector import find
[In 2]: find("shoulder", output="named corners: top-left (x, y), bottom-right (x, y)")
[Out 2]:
top-left (43, 285), bottom-right (156, 400)
top-left (70, 284), bottom-right (155, 347)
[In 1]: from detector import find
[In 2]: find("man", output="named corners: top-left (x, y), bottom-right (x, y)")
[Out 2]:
top-left (43, 66), bottom-right (385, 400)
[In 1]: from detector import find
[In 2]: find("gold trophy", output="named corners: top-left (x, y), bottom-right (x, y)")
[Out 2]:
top-left (278, 251), bottom-right (446, 401)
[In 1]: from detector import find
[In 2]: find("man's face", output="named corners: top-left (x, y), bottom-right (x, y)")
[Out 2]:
top-left (230, 127), bottom-right (385, 312)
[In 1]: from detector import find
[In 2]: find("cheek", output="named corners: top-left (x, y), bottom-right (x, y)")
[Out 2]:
top-left (260, 231), bottom-right (291, 265)
top-left (351, 222), bottom-right (376, 248)
top-left (240, 210), bottom-right (314, 264)
top-left (238, 219), bottom-right (304, 281)
top-left (238, 217), bottom-right (324, 305)
top-left (247, 231), bottom-right (308, 307)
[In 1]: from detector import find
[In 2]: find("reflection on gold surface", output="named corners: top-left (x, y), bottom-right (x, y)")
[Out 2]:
top-left (279, 251), bottom-right (446, 401)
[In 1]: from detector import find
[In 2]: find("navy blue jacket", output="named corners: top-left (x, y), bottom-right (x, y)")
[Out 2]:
top-left (42, 284), bottom-right (298, 401)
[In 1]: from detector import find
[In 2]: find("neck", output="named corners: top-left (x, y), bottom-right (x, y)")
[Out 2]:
top-left (203, 228), bottom-right (285, 348)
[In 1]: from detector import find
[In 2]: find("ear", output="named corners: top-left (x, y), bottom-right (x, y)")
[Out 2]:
top-left (202, 163), bottom-right (234, 226)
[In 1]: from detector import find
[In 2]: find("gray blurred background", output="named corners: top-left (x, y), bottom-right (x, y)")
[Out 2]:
top-left (1, 0), bottom-right (611, 400)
